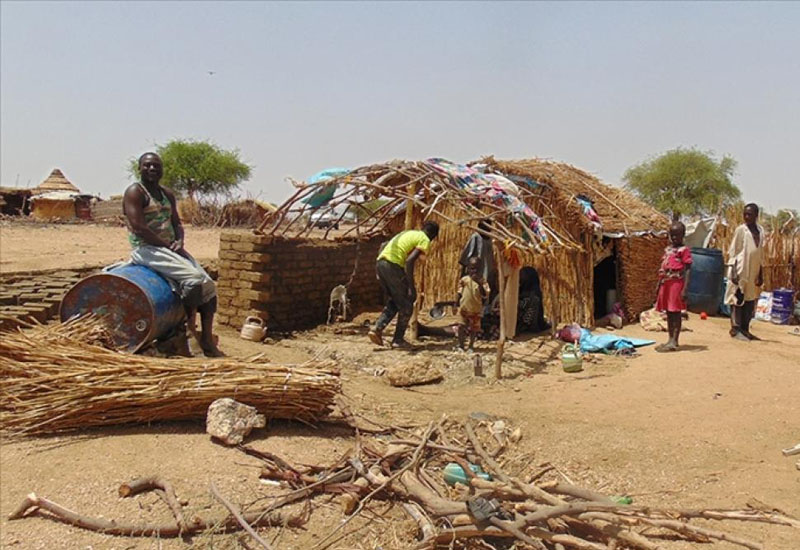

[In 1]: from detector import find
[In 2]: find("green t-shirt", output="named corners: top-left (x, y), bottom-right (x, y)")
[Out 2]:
top-left (378, 230), bottom-right (431, 267)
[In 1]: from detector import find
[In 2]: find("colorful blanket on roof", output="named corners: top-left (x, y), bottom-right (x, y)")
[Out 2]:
top-left (424, 158), bottom-right (547, 242)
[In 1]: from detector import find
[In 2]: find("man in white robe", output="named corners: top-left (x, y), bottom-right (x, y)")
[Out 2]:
top-left (724, 203), bottom-right (764, 341)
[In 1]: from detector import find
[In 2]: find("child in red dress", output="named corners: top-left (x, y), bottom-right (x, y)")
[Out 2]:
top-left (655, 222), bottom-right (692, 352)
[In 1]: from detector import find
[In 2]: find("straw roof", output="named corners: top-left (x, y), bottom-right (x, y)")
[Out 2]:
top-left (259, 159), bottom-right (582, 252)
top-left (33, 168), bottom-right (79, 195)
top-left (481, 157), bottom-right (669, 235)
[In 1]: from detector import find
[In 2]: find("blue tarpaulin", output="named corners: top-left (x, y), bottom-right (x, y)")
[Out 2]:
top-left (578, 329), bottom-right (655, 354)
top-left (301, 168), bottom-right (350, 208)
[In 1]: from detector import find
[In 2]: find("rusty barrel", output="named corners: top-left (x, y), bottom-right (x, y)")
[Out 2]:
top-left (60, 264), bottom-right (184, 352)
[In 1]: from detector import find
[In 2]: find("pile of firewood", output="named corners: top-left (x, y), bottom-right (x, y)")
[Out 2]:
top-left (9, 417), bottom-right (798, 549)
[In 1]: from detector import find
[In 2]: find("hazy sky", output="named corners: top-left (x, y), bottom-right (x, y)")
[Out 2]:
top-left (2, 1), bottom-right (798, 211)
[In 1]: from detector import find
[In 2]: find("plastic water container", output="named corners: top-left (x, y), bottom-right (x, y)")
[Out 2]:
top-left (443, 463), bottom-right (492, 486)
top-left (686, 248), bottom-right (724, 314)
top-left (60, 264), bottom-right (184, 352)
top-left (771, 289), bottom-right (794, 325)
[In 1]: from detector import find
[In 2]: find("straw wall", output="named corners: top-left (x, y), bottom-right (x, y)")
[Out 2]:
top-left (712, 220), bottom-right (799, 291)
top-left (616, 235), bottom-right (669, 322)
top-left (392, 201), bottom-right (595, 328)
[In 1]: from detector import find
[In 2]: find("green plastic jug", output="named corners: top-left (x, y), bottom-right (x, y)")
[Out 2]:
top-left (443, 462), bottom-right (492, 486)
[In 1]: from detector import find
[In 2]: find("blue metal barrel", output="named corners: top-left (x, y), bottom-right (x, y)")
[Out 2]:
top-left (60, 264), bottom-right (184, 352)
top-left (771, 288), bottom-right (794, 325)
top-left (686, 247), bottom-right (724, 314)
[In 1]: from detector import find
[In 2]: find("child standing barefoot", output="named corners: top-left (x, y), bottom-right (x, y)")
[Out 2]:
top-left (457, 258), bottom-right (489, 351)
top-left (655, 221), bottom-right (693, 352)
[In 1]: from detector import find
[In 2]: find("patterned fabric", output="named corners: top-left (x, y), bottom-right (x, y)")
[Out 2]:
top-left (658, 246), bottom-right (692, 280)
top-left (377, 230), bottom-right (431, 267)
top-left (424, 158), bottom-right (548, 244)
top-left (128, 183), bottom-right (176, 249)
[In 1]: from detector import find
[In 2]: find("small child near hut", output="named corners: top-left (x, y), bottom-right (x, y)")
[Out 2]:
top-left (655, 221), bottom-right (692, 352)
top-left (457, 257), bottom-right (490, 351)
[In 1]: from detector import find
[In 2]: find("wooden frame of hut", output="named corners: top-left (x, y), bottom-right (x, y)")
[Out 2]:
top-left (255, 157), bottom-right (669, 336)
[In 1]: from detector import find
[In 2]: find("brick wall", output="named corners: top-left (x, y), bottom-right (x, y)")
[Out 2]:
top-left (217, 233), bottom-right (384, 331)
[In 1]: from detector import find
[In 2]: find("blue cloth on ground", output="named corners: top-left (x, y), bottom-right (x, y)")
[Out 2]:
top-left (578, 328), bottom-right (655, 354)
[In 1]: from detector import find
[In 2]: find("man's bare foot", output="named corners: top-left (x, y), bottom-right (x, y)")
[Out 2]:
top-left (201, 339), bottom-right (225, 357)
top-left (744, 331), bottom-right (761, 341)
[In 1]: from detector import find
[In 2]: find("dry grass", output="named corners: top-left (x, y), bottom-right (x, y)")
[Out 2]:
top-left (0, 317), bottom-right (341, 438)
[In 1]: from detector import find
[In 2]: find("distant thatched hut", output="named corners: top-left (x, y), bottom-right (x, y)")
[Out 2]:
top-left (29, 169), bottom-right (91, 221)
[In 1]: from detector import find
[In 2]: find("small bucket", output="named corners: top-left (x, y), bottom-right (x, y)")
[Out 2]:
top-left (240, 316), bottom-right (267, 341)
top-left (561, 344), bottom-right (583, 373)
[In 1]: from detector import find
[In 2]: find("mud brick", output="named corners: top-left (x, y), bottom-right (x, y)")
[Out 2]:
top-left (18, 292), bottom-right (43, 302)
top-left (218, 288), bottom-right (236, 298)
top-left (231, 261), bottom-right (269, 271)
top-left (220, 232), bottom-right (244, 243)
top-left (0, 294), bottom-right (16, 305)
top-left (237, 289), bottom-right (270, 302)
top-left (217, 295), bottom-right (232, 306)
top-left (231, 241), bottom-right (271, 253)
top-left (239, 233), bottom-right (274, 246)
top-left (243, 252), bottom-right (272, 263)
top-left (239, 272), bottom-right (272, 284)
top-left (216, 278), bottom-right (234, 289)
top-left (231, 296), bottom-right (258, 308)
top-left (219, 250), bottom-right (244, 261)
top-left (218, 268), bottom-right (238, 280)
top-left (19, 306), bottom-right (48, 323)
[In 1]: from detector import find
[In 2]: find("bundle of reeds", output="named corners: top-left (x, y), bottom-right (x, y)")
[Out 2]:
top-left (0, 318), bottom-right (341, 438)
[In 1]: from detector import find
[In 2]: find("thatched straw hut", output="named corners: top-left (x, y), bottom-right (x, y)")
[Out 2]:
top-left (32, 168), bottom-right (80, 195)
top-left (254, 157), bottom-right (668, 330)
top-left (481, 157), bottom-right (669, 324)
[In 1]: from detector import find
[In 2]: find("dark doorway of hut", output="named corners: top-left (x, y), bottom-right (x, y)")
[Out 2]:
top-left (593, 254), bottom-right (618, 320)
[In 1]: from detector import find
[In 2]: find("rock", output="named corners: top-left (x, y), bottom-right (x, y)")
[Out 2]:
top-left (206, 398), bottom-right (266, 445)
top-left (386, 359), bottom-right (444, 387)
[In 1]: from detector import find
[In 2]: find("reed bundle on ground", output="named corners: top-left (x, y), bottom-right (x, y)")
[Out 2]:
top-left (0, 318), bottom-right (341, 438)
top-left (9, 418), bottom-right (798, 549)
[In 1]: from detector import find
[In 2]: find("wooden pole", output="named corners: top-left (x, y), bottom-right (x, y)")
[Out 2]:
top-left (495, 252), bottom-right (506, 379)
top-left (406, 182), bottom-right (420, 342)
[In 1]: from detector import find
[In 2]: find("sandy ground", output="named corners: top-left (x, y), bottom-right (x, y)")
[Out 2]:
top-left (0, 222), bottom-right (224, 273)
top-left (1, 222), bottom-right (799, 550)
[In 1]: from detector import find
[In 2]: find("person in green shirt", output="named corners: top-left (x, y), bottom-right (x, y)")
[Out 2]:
top-left (369, 221), bottom-right (440, 348)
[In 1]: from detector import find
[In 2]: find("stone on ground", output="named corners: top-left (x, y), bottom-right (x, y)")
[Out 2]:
top-left (386, 359), bottom-right (444, 387)
top-left (206, 397), bottom-right (266, 445)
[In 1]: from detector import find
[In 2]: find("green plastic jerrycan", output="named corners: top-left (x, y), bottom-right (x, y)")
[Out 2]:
top-left (443, 462), bottom-right (492, 486)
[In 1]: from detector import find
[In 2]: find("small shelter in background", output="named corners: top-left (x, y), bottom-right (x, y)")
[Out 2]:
top-left (29, 169), bottom-right (95, 221)
top-left (0, 187), bottom-right (33, 216)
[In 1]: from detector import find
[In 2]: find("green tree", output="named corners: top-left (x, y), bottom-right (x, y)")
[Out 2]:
top-left (130, 139), bottom-right (252, 199)
top-left (623, 148), bottom-right (741, 217)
